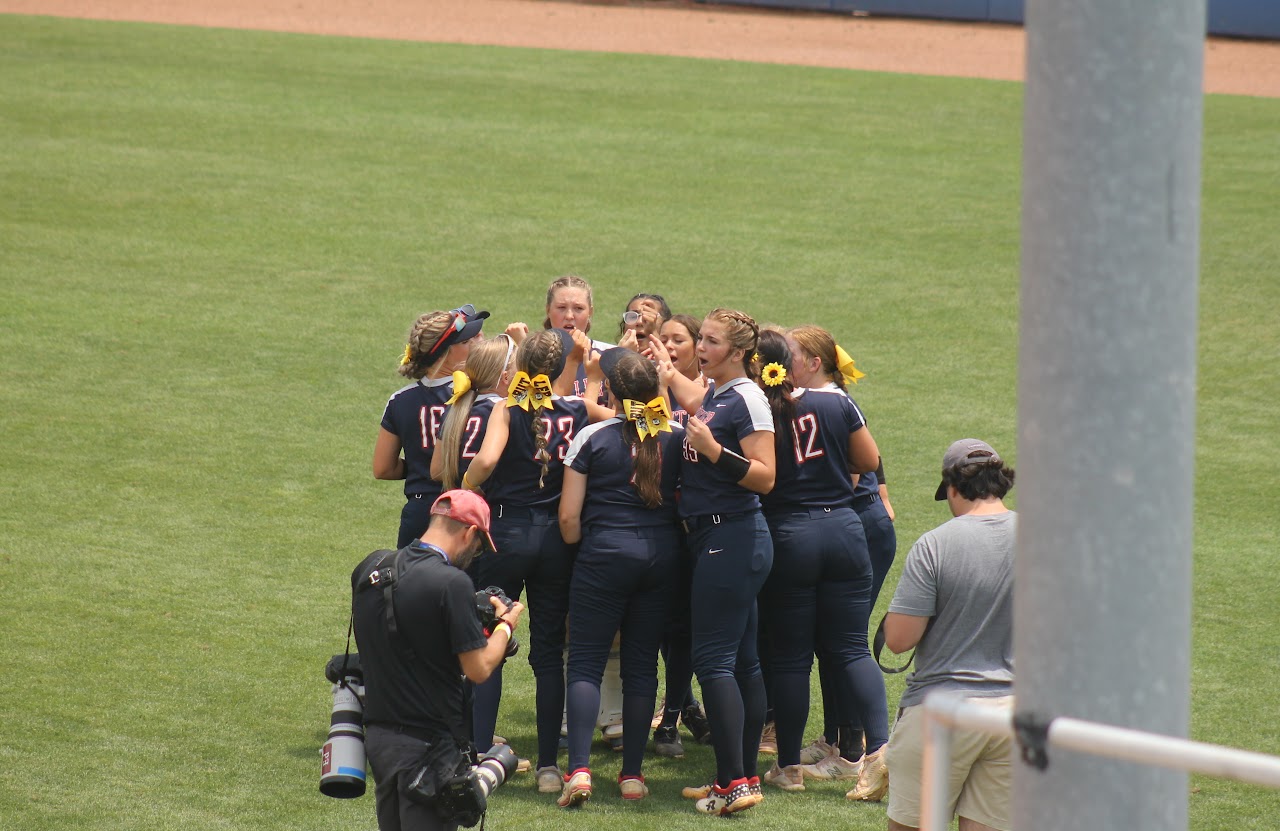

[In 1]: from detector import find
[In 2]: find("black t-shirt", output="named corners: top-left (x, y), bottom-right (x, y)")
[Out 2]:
top-left (351, 543), bottom-right (488, 737)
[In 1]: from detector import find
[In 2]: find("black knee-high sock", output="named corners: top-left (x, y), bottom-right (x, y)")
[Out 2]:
top-left (817, 653), bottom-right (839, 742)
top-left (739, 672), bottom-right (768, 780)
top-left (621, 693), bottom-right (655, 777)
top-left (472, 665), bottom-right (503, 753)
top-left (662, 639), bottom-right (695, 727)
top-left (701, 676), bottom-right (745, 786)
top-left (771, 671), bottom-right (810, 767)
top-left (535, 672), bottom-right (566, 769)
top-left (565, 680), bottom-right (600, 773)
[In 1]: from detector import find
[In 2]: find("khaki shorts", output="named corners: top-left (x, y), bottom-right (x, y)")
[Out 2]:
top-left (886, 696), bottom-right (1014, 831)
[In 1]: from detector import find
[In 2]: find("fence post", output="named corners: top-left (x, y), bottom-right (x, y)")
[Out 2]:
top-left (1015, 0), bottom-right (1205, 828)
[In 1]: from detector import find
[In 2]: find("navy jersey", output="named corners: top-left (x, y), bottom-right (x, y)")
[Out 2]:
top-left (678, 377), bottom-right (775, 518)
top-left (762, 386), bottom-right (869, 513)
top-left (381, 376), bottom-right (453, 498)
top-left (484, 396), bottom-right (590, 509)
top-left (565, 417), bottom-right (684, 528)
top-left (443, 393), bottom-right (503, 486)
top-left (666, 387), bottom-right (692, 429)
top-left (570, 338), bottom-right (614, 403)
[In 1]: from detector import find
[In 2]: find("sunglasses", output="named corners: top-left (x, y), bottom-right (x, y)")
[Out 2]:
top-left (623, 310), bottom-right (643, 326)
top-left (428, 304), bottom-right (479, 357)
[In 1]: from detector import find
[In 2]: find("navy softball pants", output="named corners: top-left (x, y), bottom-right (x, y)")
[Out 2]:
top-left (472, 506), bottom-right (574, 768)
top-left (564, 524), bottom-right (678, 775)
top-left (687, 510), bottom-right (774, 786)
top-left (762, 507), bottom-right (888, 766)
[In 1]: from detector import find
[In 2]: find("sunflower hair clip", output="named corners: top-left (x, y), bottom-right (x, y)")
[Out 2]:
top-left (761, 362), bottom-right (787, 387)
top-left (400, 344), bottom-right (414, 367)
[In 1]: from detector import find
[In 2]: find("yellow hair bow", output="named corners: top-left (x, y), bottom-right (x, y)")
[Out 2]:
top-left (507, 371), bottom-right (554, 411)
top-left (623, 397), bottom-right (673, 442)
top-left (400, 344), bottom-right (413, 367)
top-left (445, 370), bottom-right (472, 405)
top-left (835, 345), bottom-right (866, 385)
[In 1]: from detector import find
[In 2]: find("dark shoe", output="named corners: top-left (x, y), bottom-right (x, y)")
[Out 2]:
top-left (653, 724), bottom-right (685, 758)
top-left (681, 702), bottom-right (712, 745)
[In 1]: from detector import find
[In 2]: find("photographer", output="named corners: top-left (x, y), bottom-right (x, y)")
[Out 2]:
top-left (352, 490), bottom-right (524, 831)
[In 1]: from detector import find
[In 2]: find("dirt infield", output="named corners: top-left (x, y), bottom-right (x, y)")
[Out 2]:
top-left (2, 0), bottom-right (1277, 97)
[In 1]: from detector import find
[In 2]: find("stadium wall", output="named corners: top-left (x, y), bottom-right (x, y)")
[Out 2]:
top-left (707, 0), bottom-right (1280, 40)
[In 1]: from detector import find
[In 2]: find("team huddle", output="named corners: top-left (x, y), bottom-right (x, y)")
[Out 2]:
top-left (355, 274), bottom-right (1017, 831)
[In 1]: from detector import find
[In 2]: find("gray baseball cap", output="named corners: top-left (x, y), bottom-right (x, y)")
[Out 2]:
top-left (934, 439), bottom-right (1002, 500)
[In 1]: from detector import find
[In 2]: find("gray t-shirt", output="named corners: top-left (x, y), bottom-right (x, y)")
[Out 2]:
top-left (890, 511), bottom-right (1016, 709)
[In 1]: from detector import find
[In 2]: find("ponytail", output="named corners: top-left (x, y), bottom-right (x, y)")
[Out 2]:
top-left (606, 351), bottom-right (664, 508)
top-left (756, 329), bottom-right (796, 454)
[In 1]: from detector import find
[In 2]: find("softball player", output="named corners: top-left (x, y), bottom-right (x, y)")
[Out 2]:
top-left (374, 304), bottom-right (489, 548)
top-left (646, 315), bottom-right (714, 754)
top-left (554, 349), bottom-right (684, 806)
top-left (465, 328), bottom-right (591, 792)
top-left (430, 335), bottom-right (515, 494)
top-left (751, 330), bottom-right (889, 793)
top-left (788, 324), bottom-right (898, 767)
top-left (664, 308), bottom-right (776, 816)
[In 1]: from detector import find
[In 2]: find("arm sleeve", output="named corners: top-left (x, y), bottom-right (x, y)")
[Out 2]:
top-left (888, 535), bottom-right (938, 617)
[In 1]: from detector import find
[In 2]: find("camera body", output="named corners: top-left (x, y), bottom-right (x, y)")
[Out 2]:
top-left (474, 586), bottom-right (519, 658)
top-left (436, 745), bottom-right (519, 827)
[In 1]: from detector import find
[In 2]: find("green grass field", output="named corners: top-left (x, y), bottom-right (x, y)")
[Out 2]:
top-left (2, 13), bottom-right (1278, 830)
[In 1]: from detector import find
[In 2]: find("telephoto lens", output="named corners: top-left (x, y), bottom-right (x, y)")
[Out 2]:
top-left (320, 654), bottom-right (367, 798)
top-left (472, 744), bottom-right (519, 798)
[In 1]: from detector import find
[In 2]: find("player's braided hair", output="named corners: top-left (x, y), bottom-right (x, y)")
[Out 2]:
top-left (516, 330), bottom-right (566, 489)
top-left (706, 307), bottom-right (760, 373)
top-left (605, 351), bottom-right (664, 509)
top-left (397, 311), bottom-right (454, 379)
top-left (436, 336), bottom-right (511, 491)
top-left (542, 274), bottom-right (594, 334)
top-left (755, 329), bottom-right (797, 453)
top-left (789, 325), bottom-right (845, 391)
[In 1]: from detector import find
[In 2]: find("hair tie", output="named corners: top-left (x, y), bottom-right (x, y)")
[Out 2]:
top-left (400, 344), bottom-right (414, 367)
top-left (761, 362), bottom-right (787, 387)
top-left (834, 345), bottom-right (866, 385)
top-left (623, 397), bottom-right (673, 441)
top-left (445, 370), bottom-right (472, 405)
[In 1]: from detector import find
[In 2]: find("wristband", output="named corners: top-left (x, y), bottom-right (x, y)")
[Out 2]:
top-left (875, 457), bottom-right (886, 486)
top-left (492, 621), bottom-right (512, 639)
top-left (712, 447), bottom-right (752, 482)
top-left (462, 471), bottom-right (475, 491)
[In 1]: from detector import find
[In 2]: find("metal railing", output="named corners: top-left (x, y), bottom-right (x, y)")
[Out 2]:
top-left (919, 693), bottom-right (1280, 831)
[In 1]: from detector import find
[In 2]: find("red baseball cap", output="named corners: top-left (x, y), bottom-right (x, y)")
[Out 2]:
top-left (430, 490), bottom-right (497, 552)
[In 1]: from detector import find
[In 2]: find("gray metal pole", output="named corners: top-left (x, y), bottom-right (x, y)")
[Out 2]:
top-left (1014, 0), bottom-right (1204, 828)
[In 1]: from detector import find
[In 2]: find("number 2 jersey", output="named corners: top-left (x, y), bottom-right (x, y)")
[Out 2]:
top-left (380, 376), bottom-right (454, 501)
top-left (761, 385), bottom-right (869, 513)
top-left (483, 395), bottom-right (590, 509)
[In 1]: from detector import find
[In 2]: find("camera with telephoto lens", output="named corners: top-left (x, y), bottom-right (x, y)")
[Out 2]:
top-left (475, 586), bottom-right (519, 658)
top-left (436, 744), bottom-right (519, 827)
top-left (319, 653), bottom-right (367, 799)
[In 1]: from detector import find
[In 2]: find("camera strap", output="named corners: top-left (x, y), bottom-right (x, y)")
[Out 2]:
top-left (872, 614), bottom-right (935, 675)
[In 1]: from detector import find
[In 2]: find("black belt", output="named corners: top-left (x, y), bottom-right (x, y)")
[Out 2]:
top-left (765, 506), bottom-right (840, 521)
top-left (853, 493), bottom-right (882, 511)
top-left (681, 511), bottom-right (756, 534)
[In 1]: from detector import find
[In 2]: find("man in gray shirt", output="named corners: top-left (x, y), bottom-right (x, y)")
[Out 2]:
top-left (874, 439), bottom-right (1016, 831)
